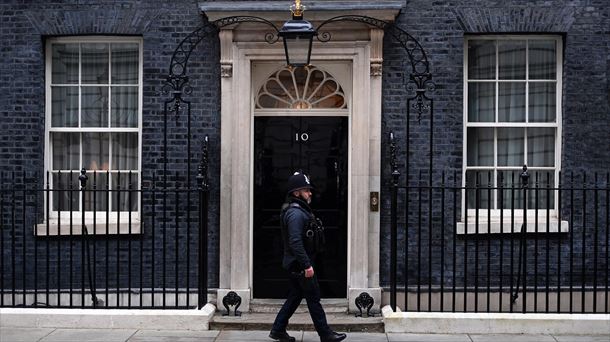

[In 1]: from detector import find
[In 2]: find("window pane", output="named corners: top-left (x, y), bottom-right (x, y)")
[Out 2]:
top-left (111, 133), bottom-right (138, 170)
top-left (278, 69), bottom-right (296, 98)
top-left (51, 86), bottom-right (78, 127)
top-left (111, 43), bottom-right (139, 84)
top-left (468, 40), bottom-right (495, 79)
top-left (52, 132), bottom-right (79, 170)
top-left (82, 43), bottom-right (108, 84)
top-left (84, 171), bottom-right (108, 212)
top-left (498, 82), bottom-right (525, 122)
top-left (497, 170), bottom-right (523, 210)
top-left (466, 170), bottom-right (492, 209)
top-left (468, 83), bottom-right (495, 122)
top-left (83, 132), bottom-right (109, 171)
top-left (497, 128), bottom-right (524, 166)
top-left (51, 43), bottom-right (78, 84)
top-left (529, 82), bottom-right (556, 122)
top-left (294, 66), bottom-right (308, 98)
top-left (528, 128), bottom-right (555, 167)
top-left (111, 172), bottom-right (138, 211)
top-left (52, 172), bottom-right (79, 212)
top-left (529, 40), bottom-right (556, 79)
top-left (111, 86), bottom-right (138, 127)
top-left (82, 86), bottom-right (109, 127)
top-left (467, 127), bottom-right (494, 166)
top-left (527, 171), bottom-right (555, 209)
top-left (498, 40), bottom-right (526, 79)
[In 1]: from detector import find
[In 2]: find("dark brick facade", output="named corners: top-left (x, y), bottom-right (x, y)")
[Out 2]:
top-left (1, 0), bottom-right (609, 301)
top-left (379, 0), bottom-right (610, 289)
top-left (1, 0), bottom-right (222, 293)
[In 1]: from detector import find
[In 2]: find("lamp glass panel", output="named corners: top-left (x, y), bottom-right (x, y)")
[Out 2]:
top-left (284, 36), bottom-right (311, 66)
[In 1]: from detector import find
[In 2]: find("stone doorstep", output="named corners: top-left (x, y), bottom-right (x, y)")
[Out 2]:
top-left (381, 305), bottom-right (610, 335)
top-left (210, 312), bottom-right (384, 332)
top-left (249, 298), bottom-right (349, 314)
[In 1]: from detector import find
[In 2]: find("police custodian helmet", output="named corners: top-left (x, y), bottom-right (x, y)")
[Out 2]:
top-left (286, 171), bottom-right (313, 195)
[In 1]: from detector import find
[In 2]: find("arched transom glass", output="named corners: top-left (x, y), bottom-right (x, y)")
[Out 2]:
top-left (255, 66), bottom-right (347, 110)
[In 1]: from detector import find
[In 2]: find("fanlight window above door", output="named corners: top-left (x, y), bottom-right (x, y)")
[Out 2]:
top-left (255, 66), bottom-right (347, 110)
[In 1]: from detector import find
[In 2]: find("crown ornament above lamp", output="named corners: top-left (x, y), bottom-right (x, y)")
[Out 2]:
top-left (279, 0), bottom-right (317, 67)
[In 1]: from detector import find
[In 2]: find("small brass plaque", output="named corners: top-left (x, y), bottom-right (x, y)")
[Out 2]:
top-left (370, 192), bottom-right (379, 212)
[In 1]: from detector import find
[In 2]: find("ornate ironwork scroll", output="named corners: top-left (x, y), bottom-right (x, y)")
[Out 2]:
top-left (222, 291), bottom-right (242, 316)
top-left (163, 16), bottom-right (280, 119)
top-left (315, 15), bottom-right (434, 120)
top-left (354, 292), bottom-right (375, 317)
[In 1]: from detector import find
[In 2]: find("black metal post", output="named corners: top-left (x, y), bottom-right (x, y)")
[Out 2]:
top-left (389, 132), bottom-right (399, 312)
top-left (197, 136), bottom-right (210, 309)
top-left (452, 170), bottom-right (457, 312)
top-left (80, 168), bottom-right (87, 308)
top-left (440, 171), bottom-right (445, 312)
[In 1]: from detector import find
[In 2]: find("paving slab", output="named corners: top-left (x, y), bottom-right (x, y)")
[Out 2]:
top-left (217, 330), bottom-right (303, 341)
top-left (127, 329), bottom-right (219, 342)
top-left (39, 328), bottom-right (136, 342)
top-left (131, 330), bottom-right (220, 338)
top-left (302, 331), bottom-right (388, 341)
top-left (469, 334), bottom-right (556, 342)
top-left (387, 333), bottom-right (472, 342)
top-left (0, 327), bottom-right (55, 342)
top-left (553, 335), bottom-right (610, 342)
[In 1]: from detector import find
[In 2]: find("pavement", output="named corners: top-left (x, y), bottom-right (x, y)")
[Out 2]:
top-left (1, 328), bottom-right (608, 342)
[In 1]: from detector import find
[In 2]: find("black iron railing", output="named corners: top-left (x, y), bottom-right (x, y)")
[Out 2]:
top-left (388, 134), bottom-right (609, 314)
top-left (0, 141), bottom-right (210, 310)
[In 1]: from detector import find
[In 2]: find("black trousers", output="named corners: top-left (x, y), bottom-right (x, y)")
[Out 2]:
top-left (271, 271), bottom-right (333, 336)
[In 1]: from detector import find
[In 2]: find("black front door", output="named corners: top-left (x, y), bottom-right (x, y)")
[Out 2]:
top-left (253, 116), bottom-right (348, 298)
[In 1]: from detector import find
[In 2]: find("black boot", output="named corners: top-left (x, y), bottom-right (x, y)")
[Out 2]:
top-left (269, 330), bottom-right (296, 342)
top-left (320, 331), bottom-right (347, 342)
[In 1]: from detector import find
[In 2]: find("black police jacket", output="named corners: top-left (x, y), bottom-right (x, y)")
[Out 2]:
top-left (280, 196), bottom-right (314, 271)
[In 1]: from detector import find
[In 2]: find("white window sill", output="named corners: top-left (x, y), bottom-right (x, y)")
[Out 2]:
top-left (456, 220), bottom-right (569, 235)
top-left (35, 220), bottom-right (142, 236)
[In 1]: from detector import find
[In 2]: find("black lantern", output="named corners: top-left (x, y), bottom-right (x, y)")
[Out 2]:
top-left (279, 0), bottom-right (317, 67)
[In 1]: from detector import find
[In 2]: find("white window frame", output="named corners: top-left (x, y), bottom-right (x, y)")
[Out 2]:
top-left (42, 36), bottom-right (143, 233)
top-left (461, 35), bottom-right (566, 233)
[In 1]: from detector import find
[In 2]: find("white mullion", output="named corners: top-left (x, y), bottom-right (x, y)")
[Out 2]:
top-left (554, 37), bottom-right (562, 210)
top-left (524, 40), bottom-right (530, 188)
top-left (526, 39), bottom-right (529, 124)
top-left (109, 130), bottom-right (113, 212)
top-left (108, 43), bottom-right (112, 129)
top-left (494, 39), bottom-right (499, 209)
top-left (495, 39), bottom-right (499, 124)
top-left (493, 127), bottom-right (498, 209)
top-left (78, 43), bottom-right (82, 130)
top-left (78, 43), bottom-right (83, 210)
top-left (107, 42), bottom-right (113, 212)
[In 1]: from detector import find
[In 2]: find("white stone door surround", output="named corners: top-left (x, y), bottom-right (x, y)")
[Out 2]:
top-left (209, 7), bottom-right (400, 313)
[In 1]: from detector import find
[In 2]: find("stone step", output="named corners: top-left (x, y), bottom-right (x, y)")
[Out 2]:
top-left (210, 312), bottom-right (384, 332)
top-left (249, 299), bottom-right (348, 314)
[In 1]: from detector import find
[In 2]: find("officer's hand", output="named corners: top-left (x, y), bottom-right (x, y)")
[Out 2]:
top-left (304, 266), bottom-right (314, 278)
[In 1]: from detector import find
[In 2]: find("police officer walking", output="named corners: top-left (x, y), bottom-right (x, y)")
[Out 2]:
top-left (269, 171), bottom-right (347, 342)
